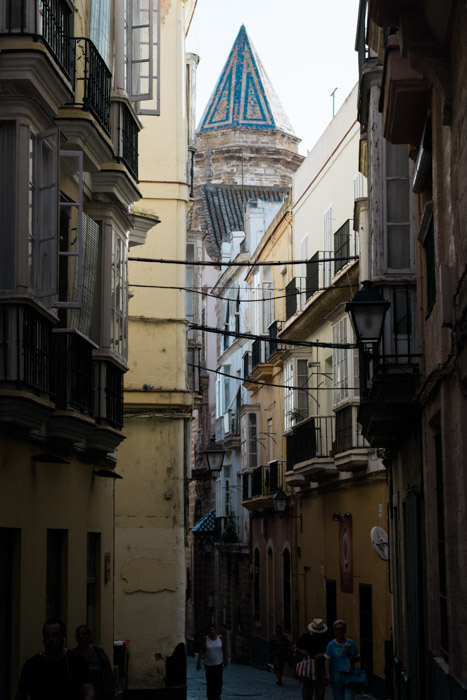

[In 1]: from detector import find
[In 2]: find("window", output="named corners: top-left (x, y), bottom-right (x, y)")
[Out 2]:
top-left (267, 418), bottom-right (273, 462)
top-left (418, 202), bottom-right (435, 316)
top-left (248, 413), bottom-right (258, 467)
top-left (126, 0), bottom-right (161, 115)
top-left (87, 533), bottom-right (100, 637)
top-left (435, 435), bottom-right (448, 657)
top-left (254, 548), bottom-right (261, 622)
top-left (359, 584), bottom-right (373, 676)
top-left (110, 230), bottom-right (128, 358)
top-left (46, 530), bottom-right (67, 620)
top-left (323, 205), bottom-right (333, 286)
top-left (0, 121), bottom-right (16, 290)
top-left (283, 549), bottom-right (291, 633)
top-left (90, 0), bottom-right (111, 66)
top-left (186, 244), bottom-right (194, 341)
top-left (57, 151), bottom-right (84, 308)
top-left (0, 528), bottom-right (19, 699)
top-left (30, 129), bottom-right (59, 297)
top-left (69, 213), bottom-right (100, 337)
top-left (333, 319), bottom-right (349, 405)
top-left (284, 357), bottom-right (310, 430)
top-left (385, 142), bottom-right (411, 270)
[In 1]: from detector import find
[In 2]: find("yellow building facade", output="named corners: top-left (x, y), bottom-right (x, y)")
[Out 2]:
top-left (0, 0), bottom-right (152, 695)
top-left (114, 1), bottom-right (197, 695)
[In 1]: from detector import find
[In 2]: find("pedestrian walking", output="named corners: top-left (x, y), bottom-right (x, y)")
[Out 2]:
top-left (295, 618), bottom-right (329, 700)
top-left (269, 624), bottom-right (291, 686)
top-left (325, 620), bottom-right (361, 700)
top-left (74, 625), bottom-right (115, 700)
top-left (196, 624), bottom-right (228, 700)
top-left (15, 618), bottom-right (95, 700)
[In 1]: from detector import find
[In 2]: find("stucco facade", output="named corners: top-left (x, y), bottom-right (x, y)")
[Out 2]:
top-left (114, 1), bottom-right (197, 696)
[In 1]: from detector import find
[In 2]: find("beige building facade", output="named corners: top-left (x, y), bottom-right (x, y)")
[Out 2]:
top-left (114, 1), bottom-right (197, 697)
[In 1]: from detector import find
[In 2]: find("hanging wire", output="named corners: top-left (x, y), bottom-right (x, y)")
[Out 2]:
top-left (129, 255), bottom-right (358, 267)
top-left (188, 322), bottom-right (357, 350)
top-left (128, 281), bottom-right (359, 302)
top-left (189, 363), bottom-right (359, 391)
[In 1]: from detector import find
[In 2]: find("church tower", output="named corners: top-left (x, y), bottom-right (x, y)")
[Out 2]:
top-left (195, 25), bottom-right (303, 191)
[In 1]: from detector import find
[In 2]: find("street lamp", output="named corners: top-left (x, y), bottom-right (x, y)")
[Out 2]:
top-left (273, 489), bottom-right (288, 514)
top-left (202, 436), bottom-right (226, 477)
top-left (346, 280), bottom-right (390, 346)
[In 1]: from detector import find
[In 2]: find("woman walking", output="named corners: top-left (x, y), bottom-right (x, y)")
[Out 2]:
top-left (196, 624), bottom-right (228, 700)
top-left (325, 620), bottom-right (360, 700)
top-left (74, 625), bottom-right (115, 700)
top-left (269, 624), bottom-right (291, 686)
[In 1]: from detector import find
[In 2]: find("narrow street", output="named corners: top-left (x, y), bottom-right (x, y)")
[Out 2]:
top-left (186, 655), bottom-right (372, 700)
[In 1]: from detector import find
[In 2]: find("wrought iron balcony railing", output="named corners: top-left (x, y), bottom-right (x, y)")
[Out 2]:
top-left (120, 102), bottom-right (138, 180)
top-left (285, 240), bottom-right (358, 320)
top-left (3, 0), bottom-right (73, 77)
top-left (266, 320), bottom-right (284, 358)
top-left (0, 304), bottom-right (55, 398)
top-left (54, 330), bottom-right (94, 415)
top-left (93, 359), bottom-right (124, 428)
top-left (245, 461), bottom-right (285, 500)
top-left (69, 37), bottom-right (111, 135)
top-left (335, 405), bottom-right (367, 454)
top-left (334, 220), bottom-right (357, 275)
top-left (286, 415), bottom-right (335, 471)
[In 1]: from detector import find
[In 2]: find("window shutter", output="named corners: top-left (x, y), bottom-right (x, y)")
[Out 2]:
top-left (69, 213), bottom-right (100, 337)
top-left (128, 0), bottom-right (161, 115)
top-left (36, 128), bottom-right (59, 298)
top-left (55, 151), bottom-right (84, 308)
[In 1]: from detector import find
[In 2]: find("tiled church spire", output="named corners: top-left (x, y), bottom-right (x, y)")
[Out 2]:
top-left (197, 25), bottom-right (295, 135)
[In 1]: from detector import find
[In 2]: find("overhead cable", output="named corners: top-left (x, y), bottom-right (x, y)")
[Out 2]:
top-left (188, 323), bottom-right (357, 350)
top-left (188, 363), bottom-right (358, 391)
top-left (129, 255), bottom-right (359, 267)
top-left (129, 282), bottom-right (359, 303)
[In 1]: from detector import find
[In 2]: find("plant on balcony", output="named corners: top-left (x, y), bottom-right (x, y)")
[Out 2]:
top-left (287, 408), bottom-right (307, 425)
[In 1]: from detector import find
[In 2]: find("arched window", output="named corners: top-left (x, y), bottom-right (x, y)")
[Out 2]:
top-left (283, 548), bottom-right (291, 633)
top-left (254, 548), bottom-right (261, 622)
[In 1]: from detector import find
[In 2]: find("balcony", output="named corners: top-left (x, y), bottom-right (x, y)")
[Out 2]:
top-left (334, 220), bottom-right (357, 275)
top-left (243, 338), bottom-right (273, 389)
top-left (266, 321), bottom-right (285, 364)
top-left (358, 286), bottom-right (420, 447)
top-left (242, 461), bottom-right (286, 512)
top-left (215, 409), bottom-right (240, 449)
top-left (334, 404), bottom-right (370, 472)
top-left (46, 329), bottom-right (95, 443)
top-left (285, 415), bottom-right (337, 485)
top-left (85, 359), bottom-right (125, 456)
top-left (112, 100), bottom-right (139, 181)
top-left (58, 37), bottom-right (113, 172)
top-left (285, 241), bottom-right (357, 321)
top-left (0, 0), bottom-right (74, 112)
top-left (0, 303), bottom-right (56, 430)
top-left (381, 34), bottom-right (431, 146)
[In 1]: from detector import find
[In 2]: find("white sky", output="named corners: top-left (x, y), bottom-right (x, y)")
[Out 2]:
top-left (186, 0), bottom-right (361, 156)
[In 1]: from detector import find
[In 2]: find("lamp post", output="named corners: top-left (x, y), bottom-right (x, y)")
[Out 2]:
top-left (346, 280), bottom-right (390, 346)
top-left (202, 436), bottom-right (226, 479)
top-left (273, 489), bottom-right (288, 514)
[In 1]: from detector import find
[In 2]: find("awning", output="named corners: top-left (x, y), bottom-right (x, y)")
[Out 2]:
top-left (191, 509), bottom-right (216, 533)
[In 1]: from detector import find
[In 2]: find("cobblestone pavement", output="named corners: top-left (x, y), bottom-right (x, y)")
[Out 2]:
top-left (186, 655), bottom-right (371, 700)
